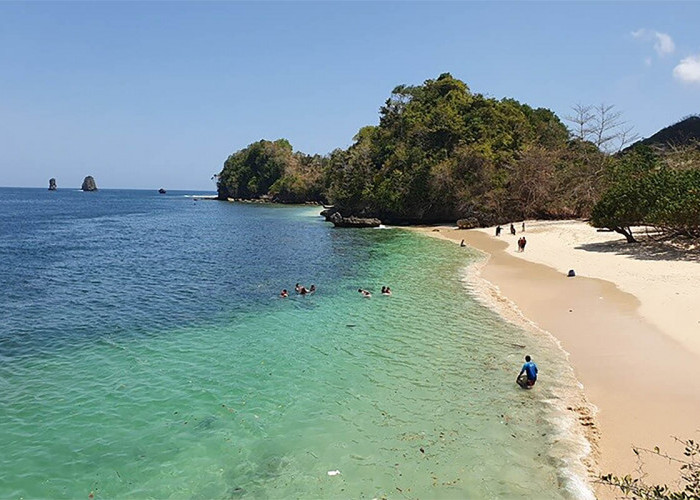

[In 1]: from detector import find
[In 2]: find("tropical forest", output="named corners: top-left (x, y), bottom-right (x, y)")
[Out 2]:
top-left (216, 73), bottom-right (700, 241)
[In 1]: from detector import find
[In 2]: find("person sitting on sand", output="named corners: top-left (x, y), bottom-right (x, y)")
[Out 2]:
top-left (358, 288), bottom-right (372, 298)
top-left (517, 355), bottom-right (538, 388)
top-left (280, 289), bottom-right (289, 298)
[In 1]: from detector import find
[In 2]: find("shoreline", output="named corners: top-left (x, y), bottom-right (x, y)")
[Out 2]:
top-left (413, 221), bottom-right (700, 497)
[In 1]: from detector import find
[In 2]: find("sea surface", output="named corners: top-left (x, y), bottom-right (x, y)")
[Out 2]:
top-left (0, 188), bottom-right (593, 499)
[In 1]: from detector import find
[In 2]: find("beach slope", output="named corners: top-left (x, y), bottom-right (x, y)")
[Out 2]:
top-left (417, 220), bottom-right (700, 495)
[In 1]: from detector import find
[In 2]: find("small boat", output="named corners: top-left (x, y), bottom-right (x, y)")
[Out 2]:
top-left (158, 188), bottom-right (166, 194)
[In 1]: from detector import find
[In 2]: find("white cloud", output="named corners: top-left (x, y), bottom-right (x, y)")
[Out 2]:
top-left (631, 28), bottom-right (675, 57)
top-left (673, 55), bottom-right (700, 84)
top-left (653, 32), bottom-right (675, 56)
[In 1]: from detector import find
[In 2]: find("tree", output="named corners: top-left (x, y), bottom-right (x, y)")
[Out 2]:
top-left (565, 103), bottom-right (639, 153)
top-left (600, 438), bottom-right (700, 499)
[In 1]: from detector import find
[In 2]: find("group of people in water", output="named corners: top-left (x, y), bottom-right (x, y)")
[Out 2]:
top-left (281, 283), bottom-right (392, 298)
top-left (280, 283), bottom-right (317, 297)
top-left (358, 286), bottom-right (392, 298)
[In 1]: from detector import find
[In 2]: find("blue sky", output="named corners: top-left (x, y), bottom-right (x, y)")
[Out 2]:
top-left (1, 1), bottom-right (698, 190)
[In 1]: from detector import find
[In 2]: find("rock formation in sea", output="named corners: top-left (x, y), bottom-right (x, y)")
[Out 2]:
top-left (81, 176), bottom-right (98, 191)
top-left (329, 211), bottom-right (381, 228)
top-left (48, 178), bottom-right (57, 191)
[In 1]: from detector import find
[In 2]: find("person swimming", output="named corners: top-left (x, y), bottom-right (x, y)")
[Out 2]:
top-left (280, 289), bottom-right (289, 298)
top-left (309, 284), bottom-right (316, 293)
top-left (358, 288), bottom-right (372, 298)
top-left (381, 286), bottom-right (392, 296)
top-left (295, 283), bottom-right (301, 293)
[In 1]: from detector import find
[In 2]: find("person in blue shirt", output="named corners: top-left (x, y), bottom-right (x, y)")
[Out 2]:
top-left (517, 355), bottom-right (538, 388)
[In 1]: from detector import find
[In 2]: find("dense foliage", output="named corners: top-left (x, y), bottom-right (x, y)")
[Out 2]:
top-left (591, 146), bottom-right (700, 241)
top-left (215, 73), bottom-right (698, 235)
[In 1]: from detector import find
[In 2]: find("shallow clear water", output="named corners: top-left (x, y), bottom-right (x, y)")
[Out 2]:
top-left (0, 188), bottom-right (591, 498)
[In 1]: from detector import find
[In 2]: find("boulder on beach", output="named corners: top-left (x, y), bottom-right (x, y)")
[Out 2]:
top-left (81, 176), bottom-right (98, 191)
top-left (457, 217), bottom-right (480, 229)
top-left (48, 178), bottom-right (57, 191)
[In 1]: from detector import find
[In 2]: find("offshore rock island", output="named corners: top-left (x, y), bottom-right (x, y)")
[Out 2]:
top-left (81, 176), bottom-right (98, 191)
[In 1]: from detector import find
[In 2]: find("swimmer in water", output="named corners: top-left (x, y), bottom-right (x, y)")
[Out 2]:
top-left (358, 288), bottom-right (372, 298)
top-left (280, 289), bottom-right (289, 298)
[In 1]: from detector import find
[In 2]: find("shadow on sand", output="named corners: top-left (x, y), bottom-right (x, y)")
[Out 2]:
top-left (576, 237), bottom-right (700, 263)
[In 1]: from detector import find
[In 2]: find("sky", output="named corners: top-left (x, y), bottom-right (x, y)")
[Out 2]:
top-left (1, 1), bottom-right (699, 191)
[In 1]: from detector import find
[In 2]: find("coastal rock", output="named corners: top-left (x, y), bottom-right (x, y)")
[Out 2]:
top-left (320, 207), bottom-right (340, 221)
top-left (48, 178), bottom-right (57, 191)
top-left (81, 176), bottom-right (98, 191)
top-left (329, 212), bottom-right (381, 228)
top-left (457, 217), bottom-right (480, 229)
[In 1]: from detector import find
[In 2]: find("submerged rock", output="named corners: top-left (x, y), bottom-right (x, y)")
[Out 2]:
top-left (48, 178), bottom-right (57, 191)
top-left (81, 176), bottom-right (98, 191)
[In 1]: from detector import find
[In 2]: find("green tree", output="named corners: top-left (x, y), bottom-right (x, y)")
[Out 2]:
top-left (600, 438), bottom-right (700, 499)
top-left (217, 139), bottom-right (293, 200)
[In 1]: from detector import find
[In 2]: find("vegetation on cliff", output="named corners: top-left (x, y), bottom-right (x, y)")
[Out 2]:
top-left (215, 74), bottom-right (699, 235)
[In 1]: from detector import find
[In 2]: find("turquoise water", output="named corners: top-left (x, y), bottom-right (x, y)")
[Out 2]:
top-left (0, 188), bottom-right (591, 498)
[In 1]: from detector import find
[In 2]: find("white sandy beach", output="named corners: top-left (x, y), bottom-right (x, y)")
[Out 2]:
top-left (481, 220), bottom-right (700, 357)
top-left (416, 220), bottom-right (700, 497)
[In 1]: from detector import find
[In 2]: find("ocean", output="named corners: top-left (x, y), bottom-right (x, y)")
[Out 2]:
top-left (0, 188), bottom-right (593, 499)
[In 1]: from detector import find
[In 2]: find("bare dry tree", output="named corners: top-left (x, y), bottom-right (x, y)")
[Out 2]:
top-left (565, 103), bottom-right (639, 153)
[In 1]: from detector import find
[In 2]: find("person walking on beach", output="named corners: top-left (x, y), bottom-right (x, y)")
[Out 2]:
top-left (517, 237), bottom-right (523, 252)
top-left (521, 237), bottom-right (527, 251)
top-left (496, 225), bottom-right (502, 236)
top-left (517, 355), bottom-right (538, 388)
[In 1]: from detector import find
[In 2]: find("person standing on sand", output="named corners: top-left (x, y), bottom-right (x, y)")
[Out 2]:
top-left (522, 222), bottom-right (525, 232)
top-left (521, 237), bottom-right (527, 251)
top-left (496, 226), bottom-right (502, 236)
top-left (510, 223), bottom-right (516, 235)
top-left (518, 355), bottom-right (538, 388)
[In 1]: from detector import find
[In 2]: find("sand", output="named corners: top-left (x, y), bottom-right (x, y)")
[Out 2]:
top-left (414, 220), bottom-right (700, 497)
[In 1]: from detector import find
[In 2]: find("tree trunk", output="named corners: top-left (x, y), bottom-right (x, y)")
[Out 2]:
top-left (613, 226), bottom-right (636, 243)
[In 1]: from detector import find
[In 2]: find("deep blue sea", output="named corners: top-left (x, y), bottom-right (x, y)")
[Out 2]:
top-left (0, 188), bottom-right (593, 499)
